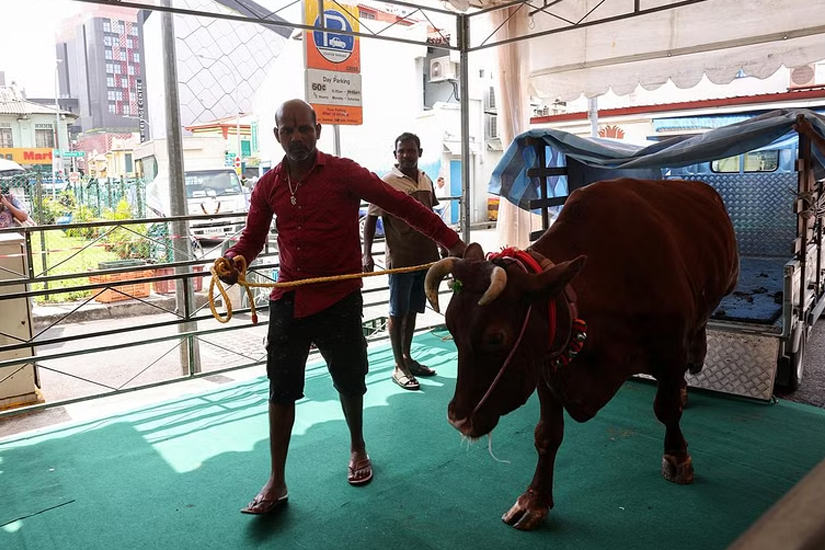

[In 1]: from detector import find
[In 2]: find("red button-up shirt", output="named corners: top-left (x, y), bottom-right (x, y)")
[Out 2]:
top-left (226, 151), bottom-right (460, 318)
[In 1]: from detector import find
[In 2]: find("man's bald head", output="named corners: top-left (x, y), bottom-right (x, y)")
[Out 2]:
top-left (274, 99), bottom-right (321, 164)
top-left (276, 99), bottom-right (316, 127)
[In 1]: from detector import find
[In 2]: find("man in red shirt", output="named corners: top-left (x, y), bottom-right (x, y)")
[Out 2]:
top-left (220, 99), bottom-right (466, 515)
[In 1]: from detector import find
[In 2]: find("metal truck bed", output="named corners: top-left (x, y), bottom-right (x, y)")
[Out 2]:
top-left (712, 256), bottom-right (787, 326)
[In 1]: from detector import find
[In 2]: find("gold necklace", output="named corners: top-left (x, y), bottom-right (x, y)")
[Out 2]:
top-left (286, 170), bottom-right (301, 205)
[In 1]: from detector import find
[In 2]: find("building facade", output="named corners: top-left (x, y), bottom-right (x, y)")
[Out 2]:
top-left (56, 5), bottom-right (145, 149)
top-left (0, 85), bottom-right (77, 170)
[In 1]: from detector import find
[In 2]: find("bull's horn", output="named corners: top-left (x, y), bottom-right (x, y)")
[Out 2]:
top-left (425, 258), bottom-right (456, 313)
top-left (478, 266), bottom-right (507, 306)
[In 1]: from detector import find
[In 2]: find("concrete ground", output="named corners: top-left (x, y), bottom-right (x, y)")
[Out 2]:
top-left (2, 226), bottom-right (825, 439)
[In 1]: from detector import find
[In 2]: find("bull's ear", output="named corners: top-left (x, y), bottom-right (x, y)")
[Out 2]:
top-left (527, 255), bottom-right (587, 294)
top-left (464, 242), bottom-right (485, 261)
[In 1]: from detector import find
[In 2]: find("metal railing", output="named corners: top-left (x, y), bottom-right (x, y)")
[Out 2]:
top-left (0, 206), bottom-right (461, 418)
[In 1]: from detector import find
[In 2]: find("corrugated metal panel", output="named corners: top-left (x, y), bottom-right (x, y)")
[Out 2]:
top-left (687, 329), bottom-right (779, 401)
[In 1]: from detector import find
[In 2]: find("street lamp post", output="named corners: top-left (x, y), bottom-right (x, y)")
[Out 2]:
top-left (53, 59), bottom-right (63, 198)
top-left (196, 54), bottom-right (241, 173)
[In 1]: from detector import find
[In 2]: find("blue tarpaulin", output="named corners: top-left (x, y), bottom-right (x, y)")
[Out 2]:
top-left (489, 109), bottom-right (825, 211)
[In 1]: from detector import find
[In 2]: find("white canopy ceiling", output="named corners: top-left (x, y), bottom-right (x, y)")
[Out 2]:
top-left (525, 0), bottom-right (825, 101)
top-left (449, 0), bottom-right (825, 102)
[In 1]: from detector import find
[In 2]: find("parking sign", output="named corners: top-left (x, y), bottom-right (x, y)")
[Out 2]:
top-left (304, 1), bottom-right (363, 125)
top-left (305, 2), bottom-right (360, 73)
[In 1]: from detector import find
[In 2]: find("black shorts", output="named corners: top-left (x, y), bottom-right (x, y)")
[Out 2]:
top-left (266, 291), bottom-right (368, 404)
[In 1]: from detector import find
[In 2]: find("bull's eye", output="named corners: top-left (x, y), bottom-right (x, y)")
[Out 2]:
top-left (483, 331), bottom-right (507, 352)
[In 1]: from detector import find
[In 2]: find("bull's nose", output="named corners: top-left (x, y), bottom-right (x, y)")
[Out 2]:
top-left (448, 416), bottom-right (472, 435)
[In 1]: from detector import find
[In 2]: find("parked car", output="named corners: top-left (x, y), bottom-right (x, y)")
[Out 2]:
top-left (358, 207), bottom-right (384, 240)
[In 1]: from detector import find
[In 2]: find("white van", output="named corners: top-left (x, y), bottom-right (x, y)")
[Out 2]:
top-left (144, 167), bottom-right (248, 241)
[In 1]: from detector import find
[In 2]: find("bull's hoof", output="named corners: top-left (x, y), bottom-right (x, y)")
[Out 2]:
top-left (662, 454), bottom-right (694, 484)
top-left (501, 493), bottom-right (550, 530)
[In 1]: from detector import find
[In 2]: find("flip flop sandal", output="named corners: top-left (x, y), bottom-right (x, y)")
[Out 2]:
top-left (392, 372), bottom-right (420, 390)
top-left (348, 456), bottom-right (373, 486)
top-left (240, 493), bottom-right (289, 515)
top-left (408, 361), bottom-right (437, 377)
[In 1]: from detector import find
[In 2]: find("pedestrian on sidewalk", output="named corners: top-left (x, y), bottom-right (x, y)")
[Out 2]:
top-left (362, 132), bottom-right (445, 391)
top-left (0, 183), bottom-right (30, 229)
top-left (217, 99), bottom-right (466, 515)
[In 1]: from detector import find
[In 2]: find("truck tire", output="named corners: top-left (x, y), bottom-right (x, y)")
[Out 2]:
top-left (777, 323), bottom-right (806, 391)
top-left (787, 335), bottom-right (806, 391)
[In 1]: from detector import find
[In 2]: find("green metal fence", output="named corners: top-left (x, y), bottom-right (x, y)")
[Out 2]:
top-left (1, 170), bottom-right (147, 225)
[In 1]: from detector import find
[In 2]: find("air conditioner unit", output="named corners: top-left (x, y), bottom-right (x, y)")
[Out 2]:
top-left (429, 56), bottom-right (458, 82)
top-left (486, 114), bottom-right (499, 140)
top-left (484, 85), bottom-right (497, 113)
top-left (789, 65), bottom-right (816, 88)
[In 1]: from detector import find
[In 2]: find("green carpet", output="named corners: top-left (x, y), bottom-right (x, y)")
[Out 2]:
top-left (2, 330), bottom-right (825, 550)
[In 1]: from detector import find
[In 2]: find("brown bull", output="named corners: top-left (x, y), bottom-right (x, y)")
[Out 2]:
top-left (425, 178), bottom-right (739, 531)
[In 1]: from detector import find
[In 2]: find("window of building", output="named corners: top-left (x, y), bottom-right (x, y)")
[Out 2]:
top-left (106, 63), bottom-right (113, 73)
top-left (104, 36), bottom-right (113, 46)
top-left (125, 153), bottom-right (133, 173)
top-left (106, 76), bottom-right (114, 87)
top-left (133, 53), bottom-right (140, 63)
top-left (105, 49), bottom-right (112, 60)
top-left (127, 38), bottom-right (133, 48)
top-left (128, 65), bottom-right (135, 76)
top-left (118, 51), bottom-right (126, 61)
top-left (113, 64), bottom-right (121, 74)
top-left (116, 90), bottom-right (123, 101)
top-left (103, 21), bottom-right (111, 32)
top-left (35, 127), bottom-right (55, 148)
top-left (130, 26), bottom-right (138, 36)
top-left (0, 127), bottom-right (13, 148)
top-left (109, 102), bottom-right (116, 114)
top-left (711, 150), bottom-right (780, 173)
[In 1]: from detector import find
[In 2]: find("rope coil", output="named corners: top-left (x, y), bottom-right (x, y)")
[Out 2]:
top-left (209, 255), bottom-right (436, 324)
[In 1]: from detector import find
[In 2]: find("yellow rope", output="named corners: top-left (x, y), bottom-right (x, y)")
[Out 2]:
top-left (209, 255), bottom-right (435, 324)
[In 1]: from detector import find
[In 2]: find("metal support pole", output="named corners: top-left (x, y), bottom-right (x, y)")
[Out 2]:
top-left (458, 13), bottom-right (471, 243)
top-left (35, 172), bottom-right (48, 289)
top-left (53, 60), bottom-right (62, 200)
top-left (333, 125), bottom-right (341, 157)
top-left (236, 87), bottom-right (241, 170)
top-left (588, 96), bottom-right (599, 137)
top-left (161, 1), bottom-right (201, 375)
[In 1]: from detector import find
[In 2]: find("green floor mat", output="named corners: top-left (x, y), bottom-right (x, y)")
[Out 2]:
top-left (2, 331), bottom-right (824, 550)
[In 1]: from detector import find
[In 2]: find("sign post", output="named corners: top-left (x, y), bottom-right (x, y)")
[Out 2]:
top-left (304, 1), bottom-right (363, 140)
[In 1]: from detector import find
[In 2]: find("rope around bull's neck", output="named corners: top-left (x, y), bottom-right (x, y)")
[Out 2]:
top-left (209, 255), bottom-right (436, 324)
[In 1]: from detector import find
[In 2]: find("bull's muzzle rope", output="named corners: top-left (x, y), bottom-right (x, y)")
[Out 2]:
top-left (209, 255), bottom-right (436, 325)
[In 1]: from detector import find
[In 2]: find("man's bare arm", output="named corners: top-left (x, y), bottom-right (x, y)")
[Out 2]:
top-left (362, 214), bottom-right (379, 272)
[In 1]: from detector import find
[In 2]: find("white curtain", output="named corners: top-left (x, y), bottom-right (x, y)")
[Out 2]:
top-left (491, 6), bottom-right (542, 250)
